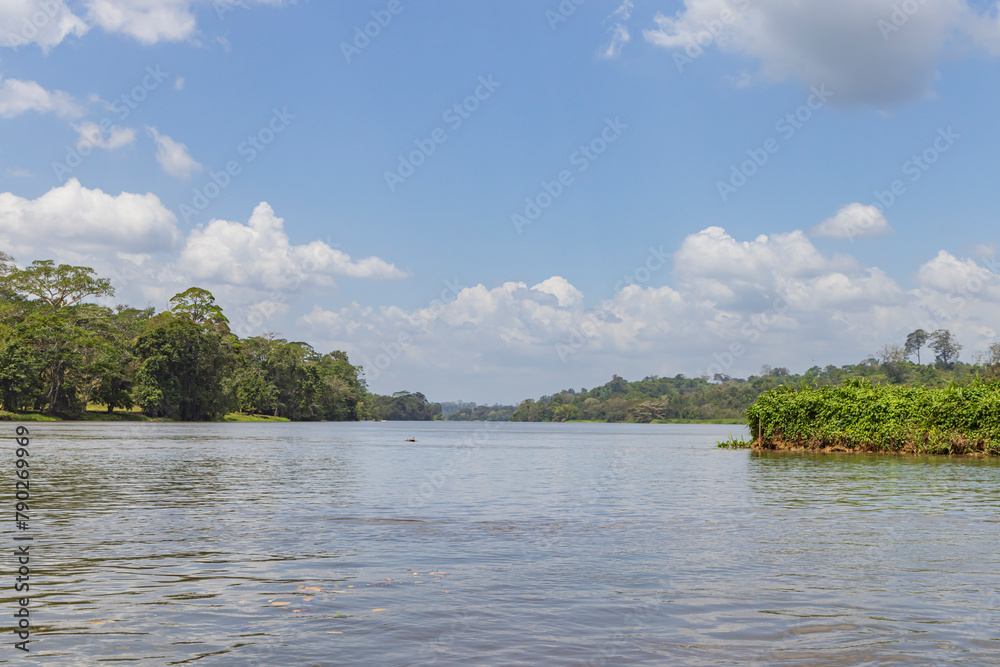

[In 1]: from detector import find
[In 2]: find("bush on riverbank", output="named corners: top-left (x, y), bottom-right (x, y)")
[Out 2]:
top-left (746, 379), bottom-right (1000, 454)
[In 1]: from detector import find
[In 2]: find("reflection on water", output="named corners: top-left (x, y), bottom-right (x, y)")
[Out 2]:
top-left (7, 422), bottom-right (1000, 664)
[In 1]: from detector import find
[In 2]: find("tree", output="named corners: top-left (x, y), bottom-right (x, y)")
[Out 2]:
top-left (0, 334), bottom-right (38, 412)
top-left (91, 306), bottom-right (154, 412)
top-left (877, 343), bottom-right (908, 383)
top-left (607, 374), bottom-right (628, 394)
top-left (904, 329), bottom-right (930, 364)
top-left (169, 287), bottom-right (229, 331)
top-left (977, 342), bottom-right (1000, 378)
top-left (0, 260), bottom-right (113, 310)
top-left (877, 344), bottom-right (907, 365)
top-left (929, 329), bottom-right (961, 367)
top-left (133, 316), bottom-right (235, 420)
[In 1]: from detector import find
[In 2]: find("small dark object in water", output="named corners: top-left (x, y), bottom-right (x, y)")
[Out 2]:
top-left (405, 438), bottom-right (416, 442)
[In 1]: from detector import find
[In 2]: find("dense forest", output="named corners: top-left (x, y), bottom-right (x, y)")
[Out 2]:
top-left (440, 401), bottom-right (516, 421)
top-left (0, 255), bottom-right (440, 421)
top-left (474, 328), bottom-right (1000, 423)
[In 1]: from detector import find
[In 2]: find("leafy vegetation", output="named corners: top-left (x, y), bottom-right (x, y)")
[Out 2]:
top-left (366, 392), bottom-right (442, 421)
top-left (744, 379), bottom-right (1000, 454)
top-left (0, 256), bottom-right (434, 422)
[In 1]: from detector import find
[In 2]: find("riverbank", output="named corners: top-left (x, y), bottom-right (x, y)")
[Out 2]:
top-left (724, 379), bottom-right (1000, 455)
top-left (0, 410), bottom-right (291, 423)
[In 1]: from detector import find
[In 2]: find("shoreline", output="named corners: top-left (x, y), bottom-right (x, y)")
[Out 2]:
top-left (0, 411), bottom-right (743, 425)
top-left (0, 410), bottom-right (292, 423)
top-left (719, 435), bottom-right (1000, 456)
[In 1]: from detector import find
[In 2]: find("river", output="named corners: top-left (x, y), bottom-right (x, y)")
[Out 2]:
top-left (12, 422), bottom-right (1000, 665)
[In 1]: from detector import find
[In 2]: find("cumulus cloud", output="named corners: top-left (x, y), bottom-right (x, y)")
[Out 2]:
top-left (915, 250), bottom-right (1000, 299)
top-left (147, 127), bottom-right (201, 179)
top-left (811, 203), bottom-right (893, 240)
top-left (644, 0), bottom-right (1000, 109)
top-left (0, 75), bottom-right (82, 118)
top-left (0, 0), bottom-right (87, 51)
top-left (74, 121), bottom-right (136, 150)
top-left (172, 202), bottom-right (408, 291)
top-left (298, 224), bottom-right (962, 401)
top-left (85, 0), bottom-right (197, 44)
top-left (672, 226), bottom-right (863, 309)
top-left (0, 178), bottom-right (180, 253)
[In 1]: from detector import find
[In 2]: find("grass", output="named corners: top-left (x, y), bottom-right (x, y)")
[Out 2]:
top-left (0, 410), bottom-right (59, 422)
top-left (79, 411), bottom-right (155, 421)
top-left (0, 405), bottom-right (287, 423)
top-left (222, 413), bottom-right (291, 422)
top-left (739, 378), bottom-right (1000, 455)
top-left (717, 435), bottom-right (752, 449)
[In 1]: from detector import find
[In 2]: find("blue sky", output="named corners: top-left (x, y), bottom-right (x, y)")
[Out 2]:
top-left (2, 0), bottom-right (1000, 403)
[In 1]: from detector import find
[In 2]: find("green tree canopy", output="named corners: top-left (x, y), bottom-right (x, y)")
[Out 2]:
top-left (1, 260), bottom-right (114, 310)
top-left (930, 329), bottom-right (961, 367)
top-left (169, 287), bottom-right (230, 331)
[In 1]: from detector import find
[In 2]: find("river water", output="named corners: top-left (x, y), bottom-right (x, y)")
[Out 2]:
top-left (10, 421), bottom-right (1000, 665)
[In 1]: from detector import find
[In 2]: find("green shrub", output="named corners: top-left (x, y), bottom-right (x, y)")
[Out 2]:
top-left (745, 378), bottom-right (1000, 454)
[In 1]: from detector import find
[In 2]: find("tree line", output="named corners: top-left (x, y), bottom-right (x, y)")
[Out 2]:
top-left (0, 256), bottom-right (440, 421)
top-left (498, 328), bottom-right (1000, 424)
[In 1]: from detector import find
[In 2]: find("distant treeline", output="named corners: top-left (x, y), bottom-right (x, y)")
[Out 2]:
top-left (475, 328), bottom-right (1000, 423)
top-left (440, 401), bottom-right (515, 421)
top-left (0, 256), bottom-right (439, 422)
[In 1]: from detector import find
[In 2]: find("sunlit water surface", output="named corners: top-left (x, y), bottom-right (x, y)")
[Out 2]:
top-left (8, 422), bottom-right (1000, 665)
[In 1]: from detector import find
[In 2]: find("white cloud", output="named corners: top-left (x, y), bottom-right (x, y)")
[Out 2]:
top-left (290, 226), bottom-right (1000, 402)
top-left (85, 0), bottom-right (290, 45)
top-left (298, 226), bottom-right (928, 399)
top-left (601, 0), bottom-right (633, 58)
top-left (172, 202), bottom-right (408, 291)
top-left (147, 126), bottom-right (201, 179)
top-left (1, 0), bottom-right (290, 51)
top-left (173, 76), bottom-right (185, 91)
top-left (811, 203), bottom-right (893, 240)
top-left (644, 0), bottom-right (1000, 109)
top-left (74, 121), bottom-right (136, 150)
top-left (531, 276), bottom-right (583, 307)
top-left (672, 226), bottom-right (861, 307)
top-left (0, 178), bottom-right (180, 253)
top-left (0, 75), bottom-right (82, 118)
top-left (915, 250), bottom-right (1000, 299)
top-left (85, 0), bottom-right (198, 44)
top-left (4, 168), bottom-right (33, 178)
top-left (0, 0), bottom-right (87, 52)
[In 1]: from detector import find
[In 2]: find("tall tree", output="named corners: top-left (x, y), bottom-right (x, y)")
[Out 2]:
top-left (0, 260), bottom-right (113, 311)
top-left (91, 306), bottom-right (155, 412)
top-left (0, 262), bottom-right (116, 414)
top-left (133, 316), bottom-right (236, 420)
top-left (169, 287), bottom-right (230, 331)
top-left (905, 329), bottom-right (930, 364)
top-left (929, 329), bottom-right (961, 367)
